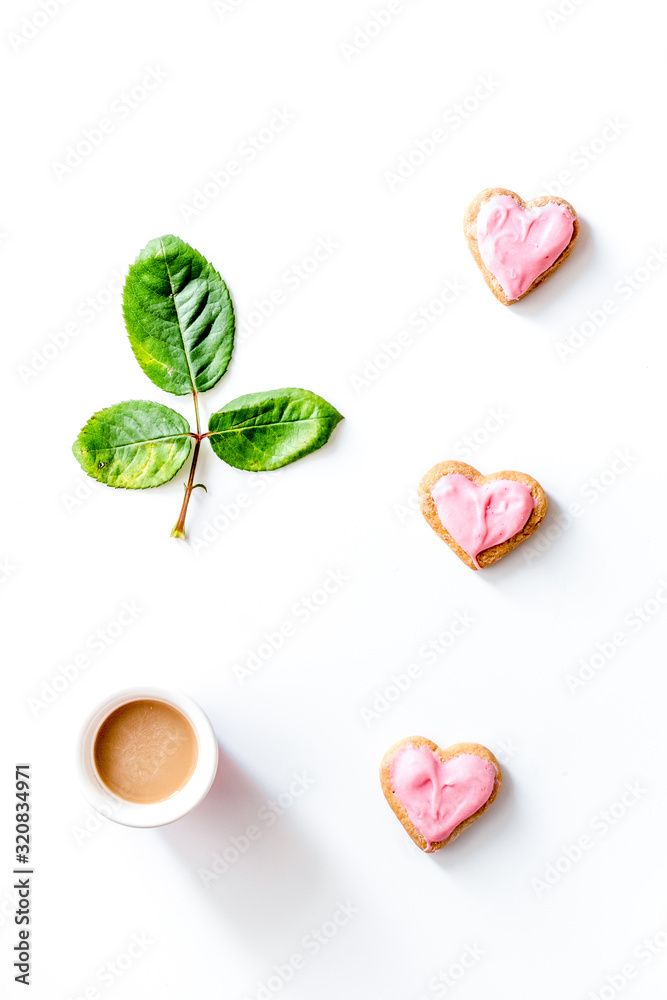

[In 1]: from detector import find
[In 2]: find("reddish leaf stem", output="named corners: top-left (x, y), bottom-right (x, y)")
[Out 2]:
top-left (171, 390), bottom-right (204, 539)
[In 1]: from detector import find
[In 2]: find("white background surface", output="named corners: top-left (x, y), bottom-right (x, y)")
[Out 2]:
top-left (3, 1), bottom-right (667, 997)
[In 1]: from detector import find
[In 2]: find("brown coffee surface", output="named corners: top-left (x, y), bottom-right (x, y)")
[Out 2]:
top-left (94, 699), bottom-right (198, 804)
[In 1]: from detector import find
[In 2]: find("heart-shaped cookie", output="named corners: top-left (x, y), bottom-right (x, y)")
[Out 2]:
top-left (464, 187), bottom-right (579, 304)
top-left (380, 736), bottom-right (502, 852)
top-left (419, 460), bottom-right (547, 569)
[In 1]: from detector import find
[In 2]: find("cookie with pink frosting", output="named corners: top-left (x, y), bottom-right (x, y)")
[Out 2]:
top-left (419, 460), bottom-right (547, 569)
top-left (380, 736), bottom-right (502, 852)
top-left (464, 187), bottom-right (579, 304)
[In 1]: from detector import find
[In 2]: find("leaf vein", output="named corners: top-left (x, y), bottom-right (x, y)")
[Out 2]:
top-left (159, 237), bottom-right (197, 394)
top-left (209, 416), bottom-right (332, 436)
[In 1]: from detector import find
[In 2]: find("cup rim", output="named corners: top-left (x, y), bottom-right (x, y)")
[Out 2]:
top-left (78, 686), bottom-right (218, 828)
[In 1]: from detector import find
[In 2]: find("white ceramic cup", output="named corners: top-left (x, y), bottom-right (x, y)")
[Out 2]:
top-left (78, 687), bottom-right (219, 828)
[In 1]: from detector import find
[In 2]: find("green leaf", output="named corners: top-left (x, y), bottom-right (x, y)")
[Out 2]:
top-left (207, 388), bottom-right (343, 471)
top-left (123, 235), bottom-right (235, 395)
top-left (73, 401), bottom-right (192, 489)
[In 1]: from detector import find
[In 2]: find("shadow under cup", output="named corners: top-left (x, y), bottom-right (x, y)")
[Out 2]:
top-left (79, 687), bottom-right (219, 828)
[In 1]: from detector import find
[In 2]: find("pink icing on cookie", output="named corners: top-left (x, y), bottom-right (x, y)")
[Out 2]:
top-left (390, 746), bottom-right (497, 851)
top-left (430, 473), bottom-right (535, 568)
top-left (476, 194), bottom-right (575, 300)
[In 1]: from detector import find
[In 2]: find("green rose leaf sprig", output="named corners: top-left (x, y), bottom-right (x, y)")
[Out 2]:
top-left (73, 235), bottom-right (343, 538)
